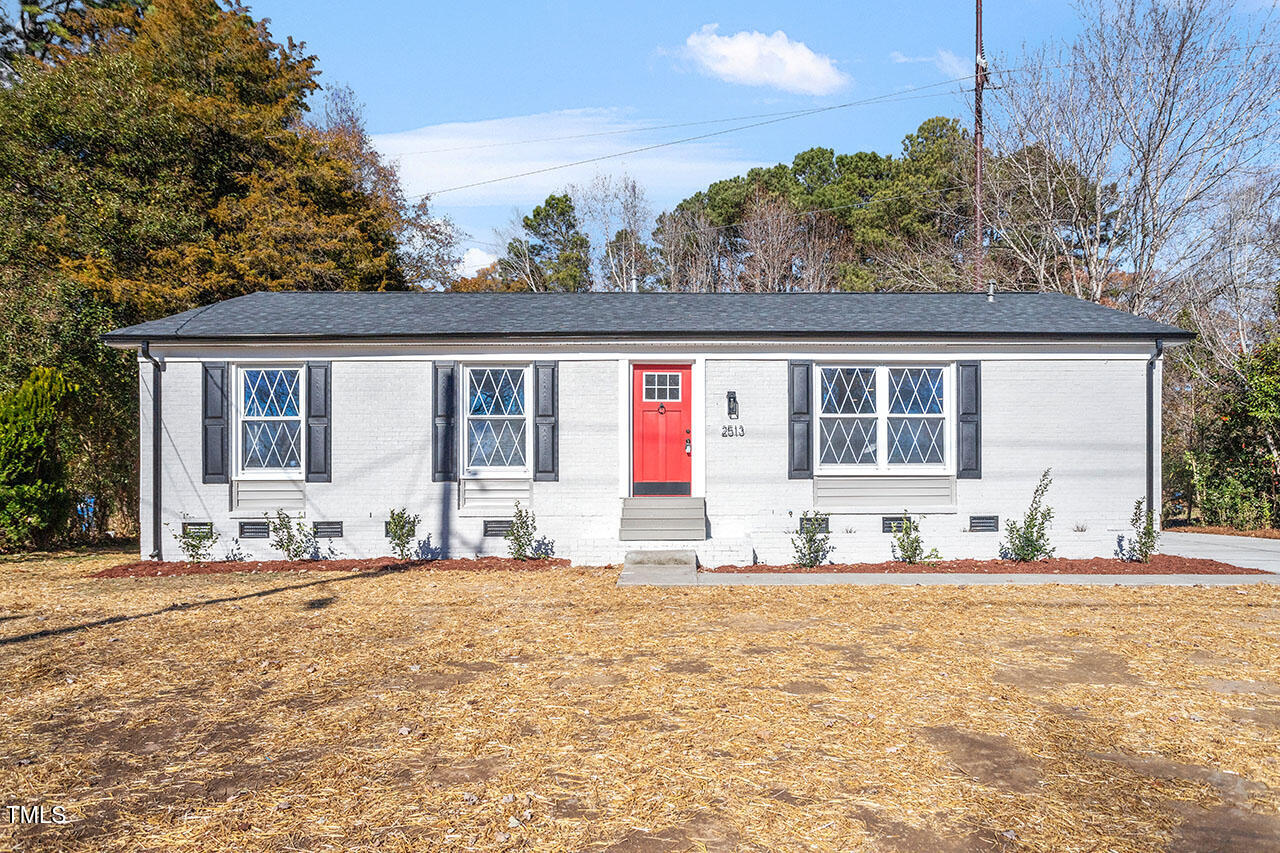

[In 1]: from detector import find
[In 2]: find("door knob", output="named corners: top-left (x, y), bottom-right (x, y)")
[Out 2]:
top-left (685, 438), bottom-right (691, 455)
top-left (658, 403), bottom-right (665, 415)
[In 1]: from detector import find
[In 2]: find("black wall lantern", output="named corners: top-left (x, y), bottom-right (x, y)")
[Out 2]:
top-left (726, 390), bottom-right (739, 419)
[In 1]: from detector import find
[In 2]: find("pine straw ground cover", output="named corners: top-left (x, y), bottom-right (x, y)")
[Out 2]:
top-left (0, 548), bottom-right (1277, 852)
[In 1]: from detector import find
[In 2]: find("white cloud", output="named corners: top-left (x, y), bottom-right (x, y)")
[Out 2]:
top-left (374, 108), bottom-right (765, 210)
top-left (890, 48), bottom-right (969, 80)
top-left (682, 24), bottom-right (850, 95)
top-left (456, 247), bottom-right (497, 277)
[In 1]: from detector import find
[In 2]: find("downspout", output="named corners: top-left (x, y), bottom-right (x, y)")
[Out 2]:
top-left (140, 342), bottom-right (164, 560)
top-left (1146, 338), bottom-right (1164, 521)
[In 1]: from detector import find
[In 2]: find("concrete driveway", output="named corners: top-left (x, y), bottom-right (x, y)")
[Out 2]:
top-left (1161, 531), bottom-right (1280, 573)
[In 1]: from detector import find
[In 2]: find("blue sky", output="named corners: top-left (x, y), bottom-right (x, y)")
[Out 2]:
top-left (249, 1), bottom-right (1083, 272)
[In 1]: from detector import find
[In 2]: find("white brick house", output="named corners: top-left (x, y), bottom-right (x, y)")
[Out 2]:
top-left (103, 292), bottom-right (1193, 565)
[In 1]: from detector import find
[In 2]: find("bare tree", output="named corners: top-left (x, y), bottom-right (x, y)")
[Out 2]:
top-left (573, 174), bottom-right (654, 291)
top-left (989, 0), bottom-right (1280, 314)
top-left (740, 191), bottom-right (798, 292)
top-left (1180, 179), bottom-right (1280, 375)
top-left (1165, 178), bottom-right (1280, 479)
top-left (653, 207), bottom-right (732, 292)
top-left (318, 86), bottom-right (462, 288)
top-left (795, 212), bottom-right (845, 292)
top-left (494, 214), bottom-right (543, 292)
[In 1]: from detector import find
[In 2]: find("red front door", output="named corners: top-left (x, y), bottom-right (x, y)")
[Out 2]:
top-left (632, 364), bottom-right (693, 496)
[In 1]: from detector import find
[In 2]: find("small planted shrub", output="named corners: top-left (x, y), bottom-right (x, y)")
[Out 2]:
top-left (269, 510), bottom-right (317, 560)
top-left (1000, 468), bottom-right (1055, 561)
top-left (222, 538), bottom-right (249, 562)
top-left (506, 501), bottom-right (537, 560)
top-left (791, 510), bottom-right (834, 567)
top-left (386, 507), bottom-right (421, 560)
top-left (890, 513), bottom-right (939, 564)
top-left (1116, 498), bottom-right (1159, 563)
top-left (166, 516), bottom-right (219, 562)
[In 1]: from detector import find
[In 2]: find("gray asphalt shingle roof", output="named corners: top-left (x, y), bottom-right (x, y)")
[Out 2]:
top-left (102, 291), bottom-right (1193, 344)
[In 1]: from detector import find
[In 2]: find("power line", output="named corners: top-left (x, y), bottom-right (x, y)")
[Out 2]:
top-left (396, 39), bottom-right (1280, 164)
top-left (408, 41), bottom-right (1280, 200)
top-left (387, 109), bottom-right (863, 157)
top-left (412, 81), bottom-right (972, 199)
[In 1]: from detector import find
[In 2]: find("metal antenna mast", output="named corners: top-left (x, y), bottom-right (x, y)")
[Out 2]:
top-left (974, 0), bottom-right (988, 291)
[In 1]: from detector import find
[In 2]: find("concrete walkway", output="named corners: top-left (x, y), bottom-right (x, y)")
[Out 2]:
top-left (1160, 531), bottom-right (1280, 574)
top-left (619, 561), bottom-right (1276, 587)
top-left (694, 571), bottom-right (1279, 587)
top-left (617, 535), bottom-right (1280, 587)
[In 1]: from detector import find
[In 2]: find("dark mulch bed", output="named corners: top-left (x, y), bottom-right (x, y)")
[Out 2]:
top-left (704, 554), bottom-right (1263, 575)
top-left (92, 555), bottom-right (572, 578)
top-left (1164, 525), bottom-right (1280, 540)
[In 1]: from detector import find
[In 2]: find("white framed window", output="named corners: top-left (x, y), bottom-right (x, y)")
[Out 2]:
top-left (816, 364), bottom-right (952, 474)
top-left (238, 365), bottom-right (304, 475)
top-left (464, 365), bottom-right (531, 474)
top-left (819, 367), bottom-right (878, 465)
top-left (642, 371), bottom-right (682, 401)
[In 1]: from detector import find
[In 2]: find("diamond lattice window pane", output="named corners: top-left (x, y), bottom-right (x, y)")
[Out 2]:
top-left (888, 368), bottom-right (943, 415)
top-left (243, 369), bottom-right (301, 418)
top-left (468, 419), bottom-right (527, 467)
top-left (888, 417), bottom-right (944, 464)
top-left (820, 417), bottom-right (878, 464)
top-left (242, 420), bottom-right (301, 469)
top-left (469, 369), bottom-right (525, 417)
top-left (821, 368), bottom-right (876, 414)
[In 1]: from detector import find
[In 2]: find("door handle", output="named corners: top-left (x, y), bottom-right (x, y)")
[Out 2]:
top-left (658, 403), bottom-right (665, 415)
top-left (685, 438), bottom-right (691, 455)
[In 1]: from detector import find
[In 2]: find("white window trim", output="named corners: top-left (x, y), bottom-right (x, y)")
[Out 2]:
top-left (461, 363), bottom-right (533, 480)
top-left (641, 370), bottom-right (683, 402)
top-left (234, 362), bottom-right (306, 481)
top-left (814, 362), bottom-right (955, 477)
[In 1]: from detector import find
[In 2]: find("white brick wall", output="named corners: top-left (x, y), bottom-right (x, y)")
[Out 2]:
top-left (530, 360), bottom-right (620, 549)
top-left (702, 359), bottom-right (809, 552)
top-left (139, 348), bottom-right (1158, 565)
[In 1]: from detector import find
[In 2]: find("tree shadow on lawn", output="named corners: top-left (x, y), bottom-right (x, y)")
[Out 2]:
top-left (0, 563), bottom-right (411, 647)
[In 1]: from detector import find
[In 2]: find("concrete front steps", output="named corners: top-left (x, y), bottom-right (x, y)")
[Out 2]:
top-left (617, 550), bottom-right (698, 586)
top-left (619, 497), bottom-right (707, 541)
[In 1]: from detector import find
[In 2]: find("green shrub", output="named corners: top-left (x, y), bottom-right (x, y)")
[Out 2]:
top-left (0, 367), bottom-right (76, 550)
top-left (506, 501), bottom-right (537, 560)
top-left (166, 516), bottom-right (219, 562)
top-left (1116, 498), bottom-right (1159, 563)
top-left (1187, 452), bottom-right (1272, 530)
top-left (890, 513), bottom-right (939, 564)
top-left (1000, 468), bottom-right (1055, 561)
top-left (791, 511), bottom-right (834, 567)
top-left (268, 510), bottom-right (317, 560)
top-left (386, 507), bottom-right (421, 560)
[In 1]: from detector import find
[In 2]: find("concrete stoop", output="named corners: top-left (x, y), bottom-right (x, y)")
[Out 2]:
top-left (617, 550), bottom-right (699, 586)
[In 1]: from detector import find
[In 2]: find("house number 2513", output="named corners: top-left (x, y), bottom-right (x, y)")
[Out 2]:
top-left (720, 425), bottom-right (745, 438)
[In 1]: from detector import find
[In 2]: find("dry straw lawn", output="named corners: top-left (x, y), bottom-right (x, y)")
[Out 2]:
top-left (1, 547), bottom-right (1278, 852)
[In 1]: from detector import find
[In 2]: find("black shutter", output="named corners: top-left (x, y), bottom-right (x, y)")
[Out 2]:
top-left (532, 361), bottom-right (558, 481)
top-left (201, 362), bottom-right (229, 484)
top-left (788, 360), bottom-right (813, 479)
top-left (432, 362), bottom-right (458, 482)
top-left (957, 361), bottom-right (981, 479)
top-left (305, 362), bottom-right (331, 483)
